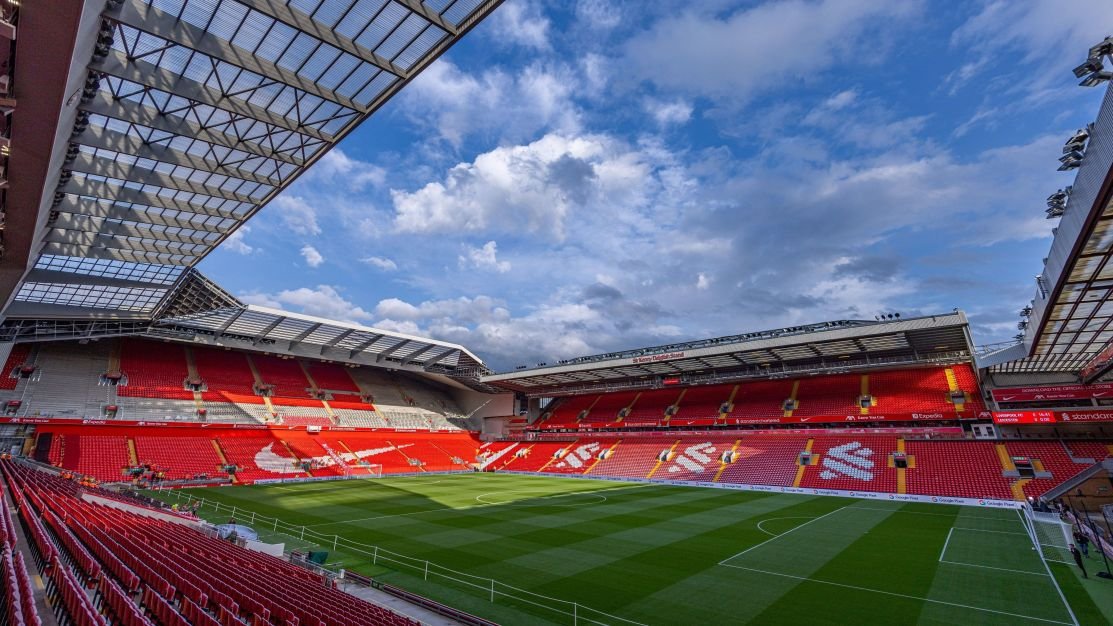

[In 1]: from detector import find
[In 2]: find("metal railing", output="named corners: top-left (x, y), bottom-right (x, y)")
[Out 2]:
top-left (155, 490), bottom-right (647, 626)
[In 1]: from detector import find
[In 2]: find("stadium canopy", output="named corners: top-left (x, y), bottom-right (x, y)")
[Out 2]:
top-left (992, 81), bottom-right (1113, 380)
top-left (0, 0), bottom-right (501, 380)
top-left (483, 312), bottom-right (974, 397)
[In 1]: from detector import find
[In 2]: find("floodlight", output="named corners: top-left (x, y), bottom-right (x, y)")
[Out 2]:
top-left (1080, 71), bottom-right (1113, 87)
top-left (1087, 37), bottom-right (1113, 60)
top-left (1073, 57), bottom-right (1103, 78)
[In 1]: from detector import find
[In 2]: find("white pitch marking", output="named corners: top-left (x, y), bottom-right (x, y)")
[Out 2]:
top-left (754, 516), bottom-right (817, 537)
top-left (718, 564), bottom-right (1072, 625)
top-left (474, 490), bottom-right (608, 507)
top-left (938, 560), bottom-right (1048, 577)
top-left (938, 527), bottom-right (955, 563)
top-left (950, 526), bottom-right (1027, 536)
top-left (719, 505), bottom-right (849, 565)
top-left (845, 505), bottom-right (1016, 521)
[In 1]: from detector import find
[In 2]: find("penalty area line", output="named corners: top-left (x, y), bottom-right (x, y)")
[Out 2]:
top-left (718, 564), bottom-right (1072, 625)
top-left (755, 516), bottom-right (817, 537)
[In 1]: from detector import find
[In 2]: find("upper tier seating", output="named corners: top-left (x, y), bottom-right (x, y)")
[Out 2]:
top-left (623, 390), bottom-right (682, 424)
top-left (117, 339), bottom-right (193, 400)
top-left (540, 396), bottom-right (597, 428)
top-left (581, 392), bottom-right (637, 425)
top-left (671, 385), bottom-right (730, 422)
top-left (19, 342), bottom-right (112, 419)
top-left (2, 460), bottom-right (417, 626)
top-left (307, 363), bottom-right (361, 393)
top-left (726, 381), bottom-right (794, 422)
top-left (194, 348), bottom-right (258, 401)
top-left (0, 343), bottom-right (31, 391)
top-left (254, 354), bottom-right (312, 399)
top-left (869, 369), bottom-right (954, 414)
top-left (793, 375), bottom-right (861, 417)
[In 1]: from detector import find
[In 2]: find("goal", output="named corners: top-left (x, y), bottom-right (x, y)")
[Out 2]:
top-left (1021, 504), bottom-right (1073, 563)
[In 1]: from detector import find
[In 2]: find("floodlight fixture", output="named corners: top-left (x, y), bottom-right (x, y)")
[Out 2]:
top-left (1080, 71), bottom-right (1113, 87)
top-left (1073, 57), bottom-right (1104, 78)
top-left (1087, 36), bottom-right (1113, 61)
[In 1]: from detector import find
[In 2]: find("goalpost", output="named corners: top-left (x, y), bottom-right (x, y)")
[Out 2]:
top-left (357, 463), bottom-right (383, 478)
top-left (1021, 504), bottom-right (1074, 564)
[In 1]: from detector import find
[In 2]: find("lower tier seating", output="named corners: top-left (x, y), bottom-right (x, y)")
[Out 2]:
top-left (2, 459), bottom-right (416, 625)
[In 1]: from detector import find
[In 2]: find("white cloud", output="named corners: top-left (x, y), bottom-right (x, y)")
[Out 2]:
top-left (241, 285), bottom-right (373, 324)
top-left (300, 245), bottom-right (324, 268)
top-left (223, 227), bottom-right (256, 255)
top-left (371, 294), bottom-right (682, 369)
top-left (391, 133), bottom-right (658, 239)
top-left (309, 149), bottom-right (386, 190)
top-left (490, 0), bottom-right (550, 50)
top-left (696, 273), bottom-right (711, 290)
top-left (459, 241), bottom-right (511, 273)
top-left (622, 0), bottom-right (920, 102)
top-left (273, 196), bottom-right (321, 236)
top-left (645, 98), bottom-right (693, 126)
top-left (401, 60), bottom-right (580, 148)
top-left (361, 256), bottom-right (398, 271)
top-left (576, 0), bottom-right (621, 30)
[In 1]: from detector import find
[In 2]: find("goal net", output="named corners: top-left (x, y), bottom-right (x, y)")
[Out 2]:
top-left (1022, 505), bottom-right (1073, 563)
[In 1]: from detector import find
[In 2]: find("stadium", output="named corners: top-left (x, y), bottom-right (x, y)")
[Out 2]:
top-left (0, 1), bottom-right (1112, 625)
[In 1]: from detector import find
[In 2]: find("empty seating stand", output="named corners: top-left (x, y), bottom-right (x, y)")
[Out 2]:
top-left (133, 436), bottom-right (226, 481)
top-left (193, 348), bottom-right (258, 401)
top-left (253, 355), bottom-right (312, 399)
top-left (2, 459), bottom-right (417, 625)
top-left (117, 339), bottom-right (193, 400)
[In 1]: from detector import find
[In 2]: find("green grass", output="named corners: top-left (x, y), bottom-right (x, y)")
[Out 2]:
top-left (147, 474), bottom-right (1099, 625)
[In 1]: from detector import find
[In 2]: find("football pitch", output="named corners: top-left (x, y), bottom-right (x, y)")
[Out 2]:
top-left (153, 473), bottom-right (1108, 625)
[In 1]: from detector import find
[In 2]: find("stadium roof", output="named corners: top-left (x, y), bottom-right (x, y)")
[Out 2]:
top-left (483, 312), bottom-right (974, 396)
top-left (1003, 80), bottom-right (1113, 380)
top-left (0, 267), bottom-right (489, 378)
top-left (0, 0), bottom-right (502, 320)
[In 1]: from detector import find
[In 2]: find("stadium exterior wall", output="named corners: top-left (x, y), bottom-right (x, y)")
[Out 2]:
top-left (494, 471), bottom-right (1023, 508)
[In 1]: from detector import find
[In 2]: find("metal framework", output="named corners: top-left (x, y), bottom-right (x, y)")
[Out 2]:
top-left (4, 0), bottom-right (502, 323)
top-left (1013, 82), bottom-right (1113, 381)
top-left (483, 313), bottom-right (974, 395)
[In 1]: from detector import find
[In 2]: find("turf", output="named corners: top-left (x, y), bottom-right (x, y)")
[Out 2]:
top-left (150, 473), bottom-right (1095, 625)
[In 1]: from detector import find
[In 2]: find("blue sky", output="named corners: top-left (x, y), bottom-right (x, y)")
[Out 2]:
top-left (200, 0), bottom-right (1113, 371)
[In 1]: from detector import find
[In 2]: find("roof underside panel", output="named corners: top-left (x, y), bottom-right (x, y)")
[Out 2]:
top-left (18, 0), bottom-right (501, 322)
